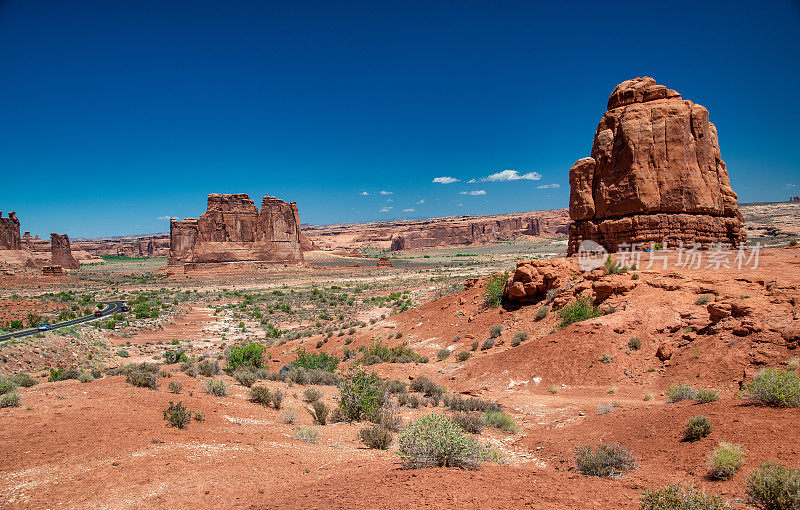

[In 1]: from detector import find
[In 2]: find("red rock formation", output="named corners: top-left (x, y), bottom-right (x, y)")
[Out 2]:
top-left (50, 233), bottom-right (80, 269)
top-left (503, 259), bottom-right (579, 304)
top-left (391, 215), bottom-right (541, 251)
top-left (168, 193), bottom-right (304, 266)
top-left (0, 212), bottom-right (21, 250)
top-left (567, 77), bottom-right (745, 255)
top-left (376, 257), bottom-right (393, 268)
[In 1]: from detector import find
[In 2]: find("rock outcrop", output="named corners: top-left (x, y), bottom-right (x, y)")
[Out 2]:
top-left (567, 77), bottom-right (745, 255)
top-left (503, 259), bottom-right (579, 304)
top-left (50, 233), bottom-right (80, 269)
top-left (169, 193), bottom-right (304, 266)
top-left (0, 212), bottom-right (21, 250)
top-left (391, 215), bottom-right (541, 251)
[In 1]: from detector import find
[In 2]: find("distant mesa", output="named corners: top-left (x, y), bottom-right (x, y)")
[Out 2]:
top-left (791, 195), bottom-right (799, 202)
top-left (168, 193), bottom-right (305, 267)
top-left (567, 77), bottom-right (746, 255)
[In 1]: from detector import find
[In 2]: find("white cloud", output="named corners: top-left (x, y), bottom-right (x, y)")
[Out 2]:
top-left (480, 170), bottom-right (541, 182)
top-left (403, 208), bottom-right (415, 212)
top-left (432, 176), bottom-right (459, 184)
top-left (380, 190), bottom-right (393, 195)
top-left (460, 190), bottom-right (486, 196)
top-left (787, 184), bottom-right (798, 189)
top-left (457, 203), bottom-right (463, 207)
top-left (467, 178), bottom-right (477, 183)
top-left (156, 216), bottom-right (175, 221)
top-left (416, 199), bottom-right (425, 204)
top-left (379, 206), bottom-right (393, 212)
top-left (537, 183), bottom-right (560, 189)
top-left (359, 191), bottom-right (370, 196)
top-left (386, 198), bottom-right (393, 202)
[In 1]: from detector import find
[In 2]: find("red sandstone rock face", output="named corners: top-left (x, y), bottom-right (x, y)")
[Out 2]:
top-left (0, 212), bottom-right (21, 250)
top-left (503, 259), bottom-right (579, 304)
top-left (391, 216), bottom-right (541, 251)
top-left (567, 77), bottom-right (745, 255)
top-left (50, 233), bottom-right (80, 269)
top-left (168, 194), bottom-right (304, 266)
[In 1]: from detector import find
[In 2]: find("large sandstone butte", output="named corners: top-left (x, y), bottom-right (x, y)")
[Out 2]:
top-left (50, 233), bottom-right (80, 269)
top-left (567, 77), bottom-right (745, 255)
top-left (0, 212), bottom-right (21, 250)
top-left (169, 193), bottom-right (304, 266)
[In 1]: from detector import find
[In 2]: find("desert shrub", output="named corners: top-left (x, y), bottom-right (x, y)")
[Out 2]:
top-left (744, 368), bottom-right (800, 407)
top-left (397, 413), bottom-right (486, 468)
top-left (558, 297), bottom-right (601, 328)
top-left (180, 361), bottom-right (198, 378)
top-left (452, 412), bottom-right (485, 434)
top-left (471, 340), bottom-right (479, 351)
top-left (383, 379), bottom-right (407, 394)
top-left (745, 462), bottom-right (800, 510)
top-left (233, 369), bottom-right (257, 388)
top-left (707, 441), bottom-right (746, 480)
top-left (78, 373), bottom-right (94, 383)
top-left (198, 359), bottom-right (221, 377)
top-left (407, 376), bottom-right (439, 397)
top-left (49, 367), bottom-right (82, 382)
top-left (603, 255), bottom-right (627, 275)
top-left (482, 272), bottom-right (507, 308)
top-left (666, 383), bottom-right (697, 403)
top-left (574, 443), bottom-right (637, 477)
top-left (695, 295), bottom-right (712, 306)
top-left (271, 389), bottom-right (284, 409)
top-left (447, 394), bottom-right (501, 413)
top-left (405, 394), bottom-right (421, 408)
top-left (489, 324), bottom-right (503, 339)
top-left (437, 348), bottom-right (451, 361)
top-left (684, 416), bottom-right (712, 441)
top-left (290, 348), bottom-right (339, 372)
top-left (0, 392), bottom-right (20, 408)
top-left (511, 332), bottom-right (528, 347)
top-left (628, 337), bottom-right (642, 350)
top-left (303, 387), bottom-right (322, 402)
top-left (309, 400), bottom-right (329, 425)
top-left (125, 364), bottom-right (160, 389)
top-left (204, 379), bottom-right (227, 397)
top-left (455, 351), bottom-right (472, 362)
top-left (484, 410), bottom-right (517, 433)
top-left (12, 373), bottom-right (37, 388)
top-left (359, 340), bottom-right (423, 365)
top-left (281, 409), bottom-right (296, 424)
top-left (597, 403), bottom-right (615, 415)
top-left (535, 305), bottom-right (550, 321)
top-left (163, 349), bottom-right (187, 364)
top-left (117, 349), bottom-right (130, 358)
top-left (168, 380), bottom-right (183, 394)
top-left (359, 424), bottom-right (392, 449)
top-left (377, 408), bottom-right (402, 432)
top-left (695, 389), bottom-right (719, 404)
top-left (599, 353), bottom-right (614, 363)
top-left (0, 376), bottom-right (17, 395)
top-left (162, 401), bottom-right (192, 429)
top-left (249, 386), bottom-right (272, 406)
top-left (481, 338), bottom-right (495, 350)
top-left (285, 367), bottom-right (340, 386)
top-left (640, 484), bottom-right (726, 510)
top-left (225, 342), bottom-right (266, 371)
top-left (291, 427), bottom-right (319, 444)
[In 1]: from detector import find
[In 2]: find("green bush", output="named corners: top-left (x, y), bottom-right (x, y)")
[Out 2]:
top-left (398, 413), bottom-right (486, 468)
top-left (695, 389), bottom-right (719, 404)
top-left (484, 410), bottom-right (517, 433)
top-left (534, 305), bottom-right (550, 321)
top-left (12, 373), bottom-right (37, 388)
top-left (452, 412), bottom-right (484, 434)
top-left (117, 349), bottom-right (130, 358)
top-left (745, 462), bottom-right (800, 510)
top-left (599, 353), bottom-right (614, 364)
top-left (455, 351), bottom-right (472, 362)
top-left (382, 379), bottom-right (407, 394)
top-left (78, 373), bottom-right (94, 383)
top-left (489, 324), bottom-right (503, 339)
top-left (0, 392), bottom-right (20, 408)
top-left (303, 387), bottom-right (322, 402)
top-left (248, 386), bottom-right (272, 406)
top-left (163, 349), bottom-right (187, 364)
top-left (198, 359), bottom-right (221, 377)
top-left (744, 368), bottom-right (800, 407)
top-left (168, 380), bottom-right (183, 394)
top-left (359, 424), bottom-right (392, 449)
top-left (204, 379), bottom-right (227, 397)
top-left (480, 338), bottom-right (495, 350)
top-left (0, 376), bottom-right (17, 395)
top-left (337, 368), bottom-right (384, 422)
top-left (125, 364), bottom-right (160, 389)
top-left (558, 297), bottom-right (601, 328)
top-left (409, 376), bottom-right (443, 399)
top-left (446, 394), bottom-right (501, 413)
top-left (271, 389), bottom-right (284, 409)
top-left (162, 401), bottom-right (192, 429)
top-left (707, 441), bottom-right (745, 480)
top-left (574, 443), bottom-right (636, 477)
top-left (309, 400), bottom-right (329, 425)
top-left (695, 295), bottom-right (712, 306)
top-left (437, 348), bottom-right (451, 361)
top-left (226, 343), bottom-right (266, 371)
top-left (290, 348), bottom-right (339, 372)
top-left (233, 369), bottom-right (257, 388)
top-left (603, 255), bottom-right (628, 275)
top-left (359, 340), bottom-right (423, 365)
top-left (49, 367), bottom-right (82, 382)
top-left (640, 484), bottom-right (726, 510)
top-left (511, 332), bottom-right (528, 347)
top-left (482, 272), bottom-right (507, 308)
top-left (666, 383), bottom-right (697, 403)
top-left (628, 337), bottom-right (642, 350)
top-left (684, 416), bottom-right (712, 441)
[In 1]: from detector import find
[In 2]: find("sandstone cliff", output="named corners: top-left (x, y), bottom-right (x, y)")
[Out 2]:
top-left (0, 212), bottom-right (21, 250)
top-left (567, 77), bottom-right (745, 255)
top-left (50, 233), bottom-right (80, 269)
top-left (169, 193), bottom-right (304, 266)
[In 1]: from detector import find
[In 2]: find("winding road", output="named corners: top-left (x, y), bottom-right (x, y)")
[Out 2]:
top-left (0, 300), bottom-right (127, 343)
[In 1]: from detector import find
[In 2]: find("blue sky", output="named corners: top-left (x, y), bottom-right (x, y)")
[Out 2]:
top-left (1, 1), bottom-right (798, 237)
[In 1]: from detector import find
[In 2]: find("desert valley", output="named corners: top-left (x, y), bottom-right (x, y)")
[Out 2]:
top-left (1, 74), bottom-right (800, 510)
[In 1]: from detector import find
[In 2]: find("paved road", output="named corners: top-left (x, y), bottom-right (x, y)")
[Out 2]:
top-left (0, 300), bottom-right (127, 343)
